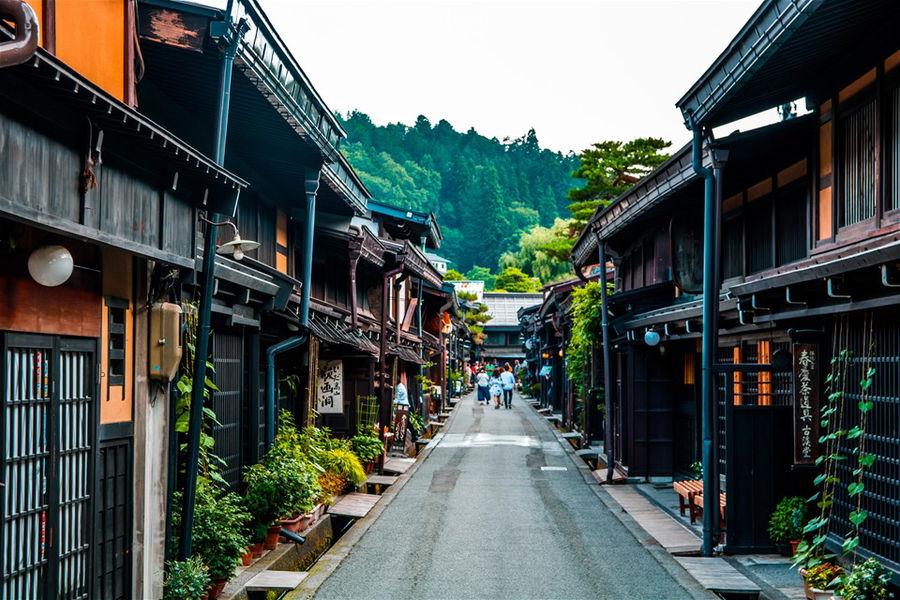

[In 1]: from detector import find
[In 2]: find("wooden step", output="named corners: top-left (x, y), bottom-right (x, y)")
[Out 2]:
top-left (327, 492), bottom-right (381, 518)
top-left (245, 570), bottom-right (308, 592)
top-left (675, 557), bottom-right (760, 599)
top-left (383, 457), bottom-right (416, 474)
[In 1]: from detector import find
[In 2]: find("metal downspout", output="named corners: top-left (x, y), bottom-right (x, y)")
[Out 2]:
top-left (690, 118), bottom-right (719, 558)
top-left (418, 236), bottom-right (426, 425)
top-left (179, 1), bottom-right (242, 561)
top-left (598, 240), bottom-right (615, 484)
top-left (263, 172), bottom-right (320, 449)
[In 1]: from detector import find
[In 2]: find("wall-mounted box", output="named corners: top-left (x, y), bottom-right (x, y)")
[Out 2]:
top-left (149, 302), bottom-right (182, 381)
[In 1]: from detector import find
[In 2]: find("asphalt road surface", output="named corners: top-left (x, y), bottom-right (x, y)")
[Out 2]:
top-left (314, 391), bottom-right (700, 600)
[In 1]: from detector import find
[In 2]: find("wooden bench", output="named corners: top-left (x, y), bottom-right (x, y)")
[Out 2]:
top-left (414, 438), bottom-right (430, 453)
top-left (675, 558), bottom-right (760, 599)
top-left (693, 492), bottom-right (727, 534)
top-left (673, 479), bottom-right (703, 520)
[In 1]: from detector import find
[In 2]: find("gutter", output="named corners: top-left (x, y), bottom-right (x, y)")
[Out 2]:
top-left (0, 0), bottom-right (38, 68)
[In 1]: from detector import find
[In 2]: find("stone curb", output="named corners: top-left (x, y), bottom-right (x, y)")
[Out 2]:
top-left (285, 395), bottom-right (468, 600)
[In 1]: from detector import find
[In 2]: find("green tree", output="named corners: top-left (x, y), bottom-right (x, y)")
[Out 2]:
top-left (444, 268), bottom-right (466, 281)
top-left (337, 111), bottom-right (579, 271)
top-left (457, 291), bottom-right (492, 345)
top-left (465, 266), bottom-right (497, 291)
top-left (494, 267), bottom-right (540, 293)
top-left (544, 137), bottom-right (670, 261)
top-left (500, 218), bottom-right (573, 285)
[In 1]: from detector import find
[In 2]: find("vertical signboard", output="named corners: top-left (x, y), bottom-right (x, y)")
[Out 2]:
top-left (316, 359), bottom-right (344, 414)
top-left (793, 343), bottom-right (819, 464)
top-left (392, 406), bottom-right (409, 449)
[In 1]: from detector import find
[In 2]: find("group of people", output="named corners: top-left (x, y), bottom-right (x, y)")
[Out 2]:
top-left (472, 361), bottom-right (519, 410)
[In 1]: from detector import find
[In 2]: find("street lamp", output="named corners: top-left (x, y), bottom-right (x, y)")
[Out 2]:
top-left (644, 330), bottom-right (660, 347)
top-left (200, 216), bottom-right (259, 261)
top-left (27, 245), bottom-right (74, 287)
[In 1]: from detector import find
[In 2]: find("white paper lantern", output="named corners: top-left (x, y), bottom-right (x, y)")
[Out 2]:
top-left (28, 245), bottom-right (74, 287)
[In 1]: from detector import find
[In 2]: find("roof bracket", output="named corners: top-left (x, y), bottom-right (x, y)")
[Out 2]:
top-left (751, 294), bottom-right (770, 311)
top-left (738, 310), bottom-right (753, 326)
top-left (685, 320), bottom-right (692, 334)
top-left (785, 286), bottom-right (806, 306)
top-left (664, 323), bottom-right (671, 336)
top-left (881, 264), bottom-right (900, 288)
top-left (826, 277), bottom-right (852, 299)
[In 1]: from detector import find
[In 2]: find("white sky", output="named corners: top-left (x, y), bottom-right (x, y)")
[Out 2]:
top-left (232, 0), bottom-right (765, 154)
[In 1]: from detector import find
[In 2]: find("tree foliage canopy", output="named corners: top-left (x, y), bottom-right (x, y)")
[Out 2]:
top-left (543, 138), bottom-right (670, 261)
top-left (494, 267), bottom-right (541, 293)
top-left (339, 112), bottom-right (579, 273)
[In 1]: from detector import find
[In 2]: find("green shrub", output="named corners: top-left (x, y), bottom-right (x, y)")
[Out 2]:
top-left (350, 427), bottom-right (383, 463)
top-left (837, 558), bottom-right (891, 600)
top-left (163, 556), bottom-right (210, 600)
top-left (767, 496), bottom-right (807, 544)
top-left (805, 563), bottom-right (843, 590)
top-left (171, 481), bottom-right (249, 582)
top-left (320, 447), bottom-right (367, 487)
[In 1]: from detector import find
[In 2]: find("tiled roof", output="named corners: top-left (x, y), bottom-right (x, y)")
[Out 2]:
top-left (482, 293), bottom-right (543, 327)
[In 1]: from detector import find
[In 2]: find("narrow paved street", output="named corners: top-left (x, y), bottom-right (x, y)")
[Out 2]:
top-left (314, 392), bottom-right (702, 600)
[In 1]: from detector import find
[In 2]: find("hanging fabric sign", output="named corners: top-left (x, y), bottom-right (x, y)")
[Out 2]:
top-left (316, 359), bottom-right (344, 414)
top-left (792, 343), bottom-right (819, 464)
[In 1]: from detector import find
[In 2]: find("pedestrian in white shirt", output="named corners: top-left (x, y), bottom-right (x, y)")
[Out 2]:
top-left (500, 366), bottom-right (516, 409)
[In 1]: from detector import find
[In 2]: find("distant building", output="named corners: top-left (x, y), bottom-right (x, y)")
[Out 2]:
top-left (480, 292), bottom-right (542, 364)
top-left (449, 280), bottom-right (485, 302)
top-left (425, 252), bottom-right (451, 275)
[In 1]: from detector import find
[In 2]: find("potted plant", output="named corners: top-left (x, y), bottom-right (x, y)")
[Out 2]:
top-left (800, 562), bottom-right (844, 600)
top-left (351, 426), bottom-right (383, 471)
top-left (194, 483), bottom-right (249, 598)
top-left (835, 558), bottom-right (891, 600)
top-left (163, 556), bottom-right (211, 600)
top-left (768, 496), bottom-right (807, 555)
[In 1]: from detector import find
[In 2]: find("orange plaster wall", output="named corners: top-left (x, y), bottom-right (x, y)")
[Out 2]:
top-left (100, 248), bottom-right (133, 424)
top-left (55, 0), bottom-right (126, 101)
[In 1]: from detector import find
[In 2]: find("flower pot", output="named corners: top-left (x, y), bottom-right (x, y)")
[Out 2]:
top-left (800, 569), bottom-right (837, 600)
top-left (280, 514), bottom-right (304, 533)
top-left (240, 549), bottom-right (253, 566)
top-left (207, 579), bottom-right (226, 600)
top-left (312, 503), bottom-right (326, 522)
top-left (250, 542), bottom-right (264, 558)
top-left (790, 540), bottom-right (800, 556)
top-left (264, 525), bottom-right (280, 550)
top-left (364, 461), bottom-right (374, 474)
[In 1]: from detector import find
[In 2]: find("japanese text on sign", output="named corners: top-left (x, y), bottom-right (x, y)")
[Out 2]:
top-left (793, 343), bottom-right (819, 464)
top-left (316, 360), bottom-right (344, 414)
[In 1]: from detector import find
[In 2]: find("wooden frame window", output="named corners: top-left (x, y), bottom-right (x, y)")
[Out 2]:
top-left (889, 84), bottom-right (900, 213)
top-left (838, 99), bottom-right (877, 227)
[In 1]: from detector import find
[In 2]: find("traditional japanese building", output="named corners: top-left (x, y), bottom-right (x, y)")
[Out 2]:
top-left (1, 2), bottom-right (246, 597)
top-left (570, 0), bottom-right (900, 568)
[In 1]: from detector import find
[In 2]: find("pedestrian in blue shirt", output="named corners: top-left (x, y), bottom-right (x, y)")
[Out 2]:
top-left (500, 366), bottom-right (516, 409)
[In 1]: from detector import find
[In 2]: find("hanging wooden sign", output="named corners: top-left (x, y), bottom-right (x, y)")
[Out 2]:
top-left (392, 405), bottom-right (409, 449)
top-left (792, 343), bottom-right (819, 464)
top-left (316, 359), bottom-right (344, 414)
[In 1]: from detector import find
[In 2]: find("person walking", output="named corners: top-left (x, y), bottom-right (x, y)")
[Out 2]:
top-left (489, 369), bottom-right (503, 410)
top-left (475, 368), bottom-right (490, 405)
top-left (500, 365), bottom-right (516, 409)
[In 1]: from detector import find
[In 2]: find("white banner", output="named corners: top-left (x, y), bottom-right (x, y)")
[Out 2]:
top-left (316, 359), bottom-right (344, 414)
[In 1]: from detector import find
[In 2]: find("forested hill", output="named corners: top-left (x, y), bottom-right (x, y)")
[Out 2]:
top-left (339, 111), bottom-right (580, 272)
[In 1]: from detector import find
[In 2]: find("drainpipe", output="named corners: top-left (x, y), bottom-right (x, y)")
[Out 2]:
top-left (264, 172), bottom-right (320, 449)
top-left (417, 235), bottom-right (426, 425)
top-left (598, 240), bottom-right (615, 484)
top-left (690, 117), bottom-right (719, 558)
top-left (379, 265), bottom-right (404, 450)
top-left (0, 0), bottom-right (38, 69)
top-left (179, 1), bottom-right (244, 561)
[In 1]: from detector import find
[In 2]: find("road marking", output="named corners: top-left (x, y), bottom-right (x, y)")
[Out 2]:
top-left (540, 466), bottom-right (567, 471)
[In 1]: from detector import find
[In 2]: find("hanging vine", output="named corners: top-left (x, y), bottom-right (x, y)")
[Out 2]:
top-left (795, 314), bottom-right (877, 570)
top-left (174, 301), bottom-right (225, 484)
